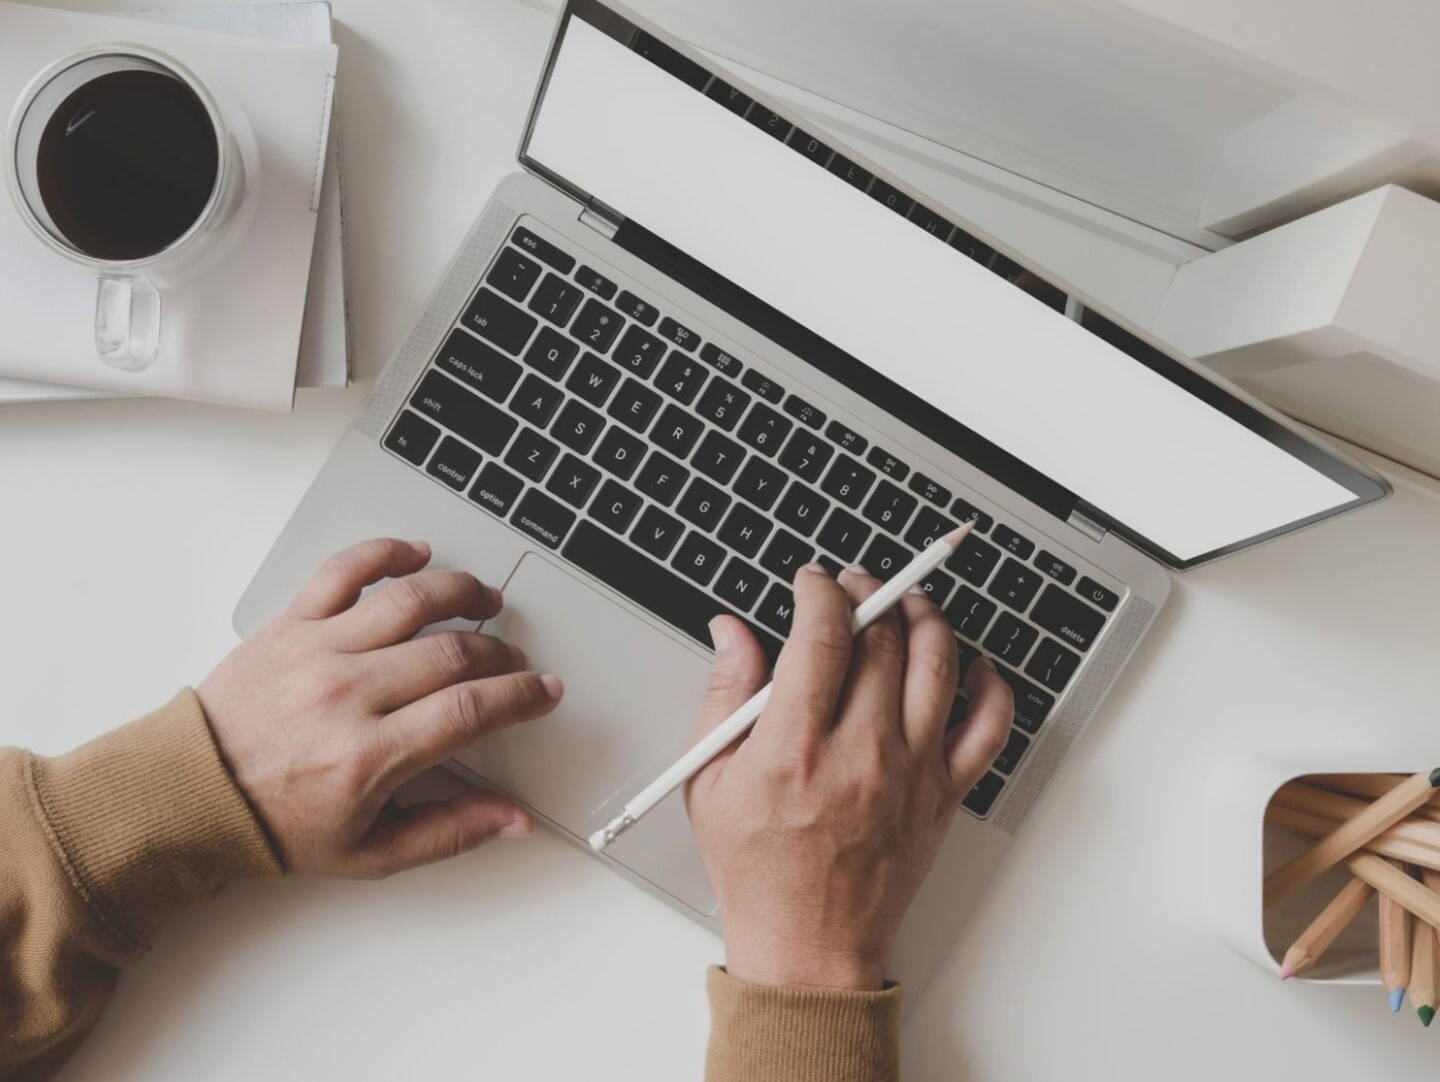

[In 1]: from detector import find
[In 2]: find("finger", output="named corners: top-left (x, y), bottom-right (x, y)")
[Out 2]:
top-left (686, 616), bottom-right (769, 784)
top-left (349, 790), bottom-right (533, 878)
top-left (761, 563), bottom-right (854, 746)
top-left (363, 631), bottom-right (527, 711)
top-left (287, 538), bottom-right (432, 620)
top-left (380, 671), bottom-right (563, 780)
top-left (327, 569), bottom-right (504, 652)
top-left (897, 589), bottom-right (961, 750)
top-left (833, 566), bottom-right (906, 735)
top-left (946, 657), bottom-right (1013, 794)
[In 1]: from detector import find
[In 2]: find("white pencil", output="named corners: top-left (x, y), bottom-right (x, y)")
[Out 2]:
top-left (588, 522), bottom-right (976, 851)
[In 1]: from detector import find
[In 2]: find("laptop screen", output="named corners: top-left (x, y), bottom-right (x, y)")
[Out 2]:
top-left (522, 1), bottom-right (1384, 567)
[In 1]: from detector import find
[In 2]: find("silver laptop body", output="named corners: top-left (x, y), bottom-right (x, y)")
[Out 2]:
top-left (235, 0), bottom-right (1386, 995)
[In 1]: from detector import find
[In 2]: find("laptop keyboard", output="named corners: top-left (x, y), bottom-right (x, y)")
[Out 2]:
top-left (383, 222), bottom-right (1122, 819)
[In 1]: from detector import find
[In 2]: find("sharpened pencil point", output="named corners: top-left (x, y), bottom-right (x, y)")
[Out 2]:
top-left (1389, 988), bottom-right (1407, 1012)
top-left (1419, 1005), bottom-right (1435, 1027)
top-left (940, 522), bottom-right (974, 549)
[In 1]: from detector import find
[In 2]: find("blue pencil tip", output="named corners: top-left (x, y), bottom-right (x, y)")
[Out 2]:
top-left (1389, 988), bottom-right (1406, 1013)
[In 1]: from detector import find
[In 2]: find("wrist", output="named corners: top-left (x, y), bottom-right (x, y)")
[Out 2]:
top-left (725, 936), bottom-right (887, 992)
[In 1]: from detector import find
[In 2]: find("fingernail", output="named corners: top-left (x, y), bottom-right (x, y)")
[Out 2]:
top-left (485, 584), bottom-right (504, 608)
top-left (498, 818), bottom-right (533, 839)
top-left (906, 584), bottom-right (927, 597)
top-left (845, 563), bottom-right (869, 577)
top-left (410, 540), bottom-right (432, 557)
top-left (540, 673), bottom-right (563, 699)
top-left (800, 561), bottom-right (829, 576)
top-left (979, 656), bottom-right (996, 671)
top-left (708, 616), bottom-right (732, 652)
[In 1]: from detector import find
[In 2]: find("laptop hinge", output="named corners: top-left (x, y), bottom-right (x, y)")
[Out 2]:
top-left (1067, 507), bottom-right (1108, 544)
top-left (579, 202), bottom-right (623, 239)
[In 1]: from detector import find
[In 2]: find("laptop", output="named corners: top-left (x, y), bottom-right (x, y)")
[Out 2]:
top-left (235, 0), bottom-right (1388, 993)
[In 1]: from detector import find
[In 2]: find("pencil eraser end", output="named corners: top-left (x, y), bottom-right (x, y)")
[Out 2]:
top-left (587, 828), bottom-right (610, 852)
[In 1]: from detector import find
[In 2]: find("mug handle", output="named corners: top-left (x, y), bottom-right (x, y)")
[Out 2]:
top-left (95, 274), bottom-right (161, 371)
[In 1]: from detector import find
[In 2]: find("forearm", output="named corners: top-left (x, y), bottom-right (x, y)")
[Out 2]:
top-left (0, 691), bottom-right (281, 1081)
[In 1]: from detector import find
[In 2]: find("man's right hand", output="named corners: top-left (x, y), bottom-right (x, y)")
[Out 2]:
top-left (686, 563), bottom-right (1013, 991)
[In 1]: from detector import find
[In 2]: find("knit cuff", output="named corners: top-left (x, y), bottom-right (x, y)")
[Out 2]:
top-left (26, 688), bottom-right (283, 951)
top-left (705, 965), bottom-right (901, 1082)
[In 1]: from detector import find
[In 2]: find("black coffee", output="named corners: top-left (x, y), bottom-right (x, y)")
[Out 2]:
top-left (36, 69), bottom-right (219, 262)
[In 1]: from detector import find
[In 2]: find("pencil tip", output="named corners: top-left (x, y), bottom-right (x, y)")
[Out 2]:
top-left (1389, 988), bottom-right (1406, 1012)
top-left (941, 522), bottom-right (974, 549)
top-left (1419, 1005), bottom-right (1435, 1028)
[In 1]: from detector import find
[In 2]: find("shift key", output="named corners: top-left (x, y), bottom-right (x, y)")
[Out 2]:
top-left (409, 370), bottom-right (517, 456)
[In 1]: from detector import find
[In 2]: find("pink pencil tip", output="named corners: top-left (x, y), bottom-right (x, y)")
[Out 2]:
top-left (941, 522), bottom-right (975, 548)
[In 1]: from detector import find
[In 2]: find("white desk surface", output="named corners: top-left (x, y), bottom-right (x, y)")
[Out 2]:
top-left (4, 2), bottom-right (1440, 1079)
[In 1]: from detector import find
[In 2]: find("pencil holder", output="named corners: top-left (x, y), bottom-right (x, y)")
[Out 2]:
top-left (1203, 756), bottom-right (1415, 984)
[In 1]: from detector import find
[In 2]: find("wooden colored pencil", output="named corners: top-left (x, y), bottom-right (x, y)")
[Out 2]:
top-left (1265, 804), bottom-right (1440, 870)
top-left (1278, 876), bottom-right (1375, 980)
top-left (1265, 770), bottom-right (1440, 906)
top-left (1412, 874), bottom-right (1439, 1028)
top-left (1272, 783), bottom-right (1440, 851)
top-left (1347, 853), bottom-right (1440, 930)
top-left (1308, 774), bottom-right (1440, 825)
top-left (1379, 862), bottom-right (1413, 1011)
top-left (1422, 870), bottom-right (1440, 1027)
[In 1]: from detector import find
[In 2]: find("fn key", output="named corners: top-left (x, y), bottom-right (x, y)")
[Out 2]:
top-left (384, 411), bottom-right (440, 465)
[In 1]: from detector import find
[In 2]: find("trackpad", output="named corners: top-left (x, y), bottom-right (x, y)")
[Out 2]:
top-left (453, 552), bottom-right (719, 916)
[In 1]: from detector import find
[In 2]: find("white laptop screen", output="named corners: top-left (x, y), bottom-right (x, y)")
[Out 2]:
top-left (523, 5), bottom-right (1380, 565)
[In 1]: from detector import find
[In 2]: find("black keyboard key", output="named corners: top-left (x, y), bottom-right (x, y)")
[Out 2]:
top-left (563, 521), bottom-right (781, 659)
top-left (651, 404), bottom-right (704, 459)
top-left (705, 79), bottom-right (752, 116)
top-left (908, 472), bottom-right (951, 507)
top-left (692, 430), bottom-right (747, 486)
top-left (574, 265), bottom-right (616, 300)
top-left (861, 534), bottom-right (913, 581)
top-left (511, 373), bottom-right (565, 428)
top-left (949, 227), bottom-right (994, 266)
top-left (523, 326), bottom-right (579, 380)
top-left (774, 481), bottom-right (829, 538)
top-left (866, 446), bottom-right (909, 480)
top-left (655, 351), bottom-right (708, 404)
top-left (695, 377), bottom-right (751, 431)
top-left (987, 558), bottom-right (1043, 613)
top-left (676, 478), bottom-right (731, 532)
top-left (510, 488), bottom-right (575, 549)
top-left (504, 428), bottom-right (559, 482)
top-left (777, 430), bottom-right (834, 483)
top-left (486, 247), bottom-right (542, 302)
top-left (384, 410), bottom-right (439, 465)
top-left (589, 480), bottom-right (643, 534)
top-left (821, 455), bottom-right (877, 509)
top-left (611, 325), bottom-right (666, 378)
top-left (962, 772), bottom-right (1005, 816)
top-left (732, 454), bottom-right (785, 509)
top-left (946, 693), bottom-right (972, 733)
top-left (410, 371), bottom-right (518, 455)
top-left (1035, 550), bottom-right (1077, 586)
top-left (995, 666), bottom-right (1054, 732)
top-left (817, 554), bottom-right (845, 578)
top-left (657, 317), bottom-right (699, 351)
top-left (615, 290), bottom-right (658, 326)
top-left (1026, 637), bottom-right (1081, 693)
top-left (992, 729), bottom-right (1030, 776)
top-left (436, 329), bottom-right (522, 402)
top-left (869, 178), bottom-right (914, 217)
top-left (713, 556), bottom-right (766, 613)
top-left (527, 273), bottom-right (583, 326)
top-left (607, 378), bottom-right (662, 432)
top-left (462, 288), bottom-right (537, 355)
top-left (783, 394), bottom-right (825, 429)
top-left (468, 461), bottom-right (523, 517)
top-left (918, 568), bottom-right (955, 605)
top-left (1030, 584), bottom-right (1106, 652)
top-left (631, 30), bottom-right (710, 90)
top-left (1076, 576), bottom-right (1120, 612)
top-left (511, 226), bottom-right (574, 273)
top-left (947, 534), bottom-right (1002, 587)
top-left (699, 342), bottom-right (743, 377)
top-left (672, 532), bottom-right (726, 587)
top-left (425, 436), bottom-right (482, 490)
top-left (861, 479), bottom-right (918, 535)
top-left (946, 586), bottom-right (996, 641)
top-left (949, 497), bottom-right (994, 533)
top-left (630, 505), bottom-right (685, 560)
top-left (545, 453), bottom-right (601, 508)
top-left (992, 524), bottom-right (1035, 559)
top-left (905, 505), bottom-right (960, 551)
top-left (816, 507), bottom-right (871, 563)
top-left (827, 153), bottom-right (872, 190)
top-left (910, 204), bottom-right (951, 237)
top-left (746, 106), bottom-right (793, 142)
top-left (635, 451), bottom-right (689, 507)
top-left (551, 399), bottom-right (605, 453)
top-left (760, 530), bottom-right (814, 583)
top-left (592, 426), bottom-right (646, 480)
top-left (566, 351), bottom-right (620, 406)
top-left (983, 612), bottom-right (1038, 667)
top-left (790, 129), bottom-right (833, 166)
top-left (825, 420), bottom-right (867, 455)
top-left (741, 369), bottom-right (785, 403)
top-left (570, 299), bottom-right (623, 353)
top-left (737, 402), bottom-right (793, 457)
top-left (755, 582), bottom-right (797, 636)
top-left (718, 503), bottom-right (773, 558)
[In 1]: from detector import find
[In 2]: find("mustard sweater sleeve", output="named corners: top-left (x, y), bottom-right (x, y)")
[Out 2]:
top-left (705, 966), bottom-right (903, 1081)
top-left (0, 690), bottom-right (282, 1082)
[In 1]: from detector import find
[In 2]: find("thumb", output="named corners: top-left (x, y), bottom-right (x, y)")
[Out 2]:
top-left (351, 790), bottom-right (532, 878)
top-left (690, 616), bottom-right (769, 764)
